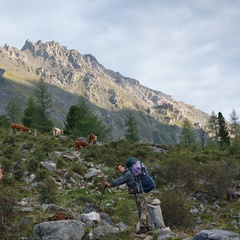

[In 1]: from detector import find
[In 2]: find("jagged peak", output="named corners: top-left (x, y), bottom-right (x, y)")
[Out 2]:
top-left (21, 39), bottom-right (67, 53)
top-left (21, 39), bottom-right (35, 51)
top-left (20, 40), bottom-right (104, 70)
top-left (83, 54), bottom-right (99, 64)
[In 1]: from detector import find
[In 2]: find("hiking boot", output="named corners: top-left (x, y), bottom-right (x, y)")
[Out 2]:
top-left (136, 227), bottom-right (147, 234)
top-left (146, 226), bottom-right (152, 231)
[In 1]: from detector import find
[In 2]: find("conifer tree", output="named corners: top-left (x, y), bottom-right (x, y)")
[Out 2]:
top-left (64, 105), bottom-right (81, 136)
top-left (218, 112), bottom-right (230, 147)
top-left (64, 97), bottom-right (108, 138)
top-left (22, 97), bottom-right (38, 127)
top-left (180, 119), bottom-right (196, 146)
top-left (31, 78), bottom-right (53, 132)
top-left (5, 97), bottom-right (22, 123)
top-left (208, 111), bottom-right (219, 144)
top-left (124, 113), bottom-right (140, 142)
top-left (229, 109), bottom-right (240, 140)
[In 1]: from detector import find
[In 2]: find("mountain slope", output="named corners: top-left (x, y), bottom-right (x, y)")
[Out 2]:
top-left (0, 40), bottom-right (210, 143)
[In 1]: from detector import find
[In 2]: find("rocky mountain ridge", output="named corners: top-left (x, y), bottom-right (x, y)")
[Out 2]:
top-left (0, 40), bottom-right (210, 143)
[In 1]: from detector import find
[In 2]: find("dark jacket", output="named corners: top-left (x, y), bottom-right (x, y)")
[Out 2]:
top-left (111, 169), bottom-right (142, 193)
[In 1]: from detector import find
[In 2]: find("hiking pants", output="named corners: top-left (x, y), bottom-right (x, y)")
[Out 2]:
top-left (135, 193), bottom-right (151, 228)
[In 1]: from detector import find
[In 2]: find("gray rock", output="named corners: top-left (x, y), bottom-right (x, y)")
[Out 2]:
top-left (84, 168), bottom-right (101, 179)
top-left (147, 203), bottom-right (165, 228)
top-left (193, 229), bottom-right (240, 240)
top-left (42, 204), bottom-right (65, 212)
top-left (40, 161), bottom-right (56, 172)
top-left (157, 227), bottom-right (177, 240)
top-left (33, 220), bottom-right (85, 240)
top-left (115, 222), bottom-right (128, 231)
top-left (86, 225), bottom-right (119, 240)
top-left (80, 212), bottom-right (100, 222)
top-left (100, 212), bottom-right (114, 226)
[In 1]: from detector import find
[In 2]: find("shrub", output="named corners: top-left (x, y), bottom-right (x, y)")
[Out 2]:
top-left (2, 146), bottom-right (15, 159)
top-left (38, 177), bottom-right (56, 204)
top-left (33, 147), bottom-right (45, 161)
top-left (35, 168), bottom-right (48, 181)
top-left (10, 150), bottom-right (22, 162)
top-left (19, 142), bottom-right (34, 150)
top-left (0, 158), bottom-right (13, 172)
top-left (57, 156), bottom-right (68, 169)
top-left (43, 141), bottom-right (53, 152)
top-left (0, 188), bottom-right (18, 239)
top-left (27, 157), bottom-right (39, 172)
top-left (13, 168), bottom-right (24, 180)
top-left (199, 160), bottom-right (235, 199)
top-left (160, 190), bottom-right (194, 230)
top-left (71, 162), bottom-right (87, 176)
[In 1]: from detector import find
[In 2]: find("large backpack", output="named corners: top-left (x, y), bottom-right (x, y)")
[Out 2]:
top-left (126, 157), bottom-right (155, 193)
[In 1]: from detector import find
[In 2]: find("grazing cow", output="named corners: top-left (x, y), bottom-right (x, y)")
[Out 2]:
top-left (88, 134), bottom-right (97, 144)
top-left (52, 127), bottom-right (64, 136)
top-left (74, 140), bottom-right (90, 151)
top-left (10, 123), bottom-right (30, 132)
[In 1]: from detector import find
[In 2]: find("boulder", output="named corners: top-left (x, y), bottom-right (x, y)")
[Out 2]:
top-left (33, 220), bottom-right (85, 240)
top-left (193, 229), bottom-right (240, 240)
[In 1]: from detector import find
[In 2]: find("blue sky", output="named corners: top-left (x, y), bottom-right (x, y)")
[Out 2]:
top-left (1, 0), bottom-right (240, 120)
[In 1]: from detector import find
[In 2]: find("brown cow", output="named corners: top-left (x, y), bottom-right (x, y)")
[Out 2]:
top-left (74, 140), bottom-right (90, 151)
top-left (10, 123), bottom-right (30, 132)
top-left (88, 134), bottom-right (97, 144)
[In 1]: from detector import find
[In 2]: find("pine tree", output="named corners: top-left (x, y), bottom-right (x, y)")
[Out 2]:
top-left (22, 97), bottom-right (38, 127)
top-left (124, 113), bottom-right (140, 142)
top-left (180, 119), bottom-right (196, 146)
top-left (208, 111), bottom-right (219, 144)
top-left (32, 78), bottom-right (53, 132)
top-left (64, 97), bottom-right (108, 138)
top-left (218, 112), bottom-right (230, 147)
top-left (64, 105), bottom-right (82, 136)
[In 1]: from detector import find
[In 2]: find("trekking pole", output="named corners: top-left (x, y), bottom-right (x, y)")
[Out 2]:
top-left (95, 185), bottom-right (106, 211)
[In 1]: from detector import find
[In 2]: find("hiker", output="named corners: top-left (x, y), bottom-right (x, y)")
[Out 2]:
top-left (104, 163), bottom-right (152, 235)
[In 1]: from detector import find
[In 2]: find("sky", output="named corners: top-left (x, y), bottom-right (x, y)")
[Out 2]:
top-left (1, 0), bottom-right (240, 120)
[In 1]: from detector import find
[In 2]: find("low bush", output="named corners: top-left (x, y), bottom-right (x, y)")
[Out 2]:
top-left (38, 177), bottom-right (57, 204)
top-left (0, 188), bottom-right (18, 239)
top-left (160, 190), bottom-right (194, 230)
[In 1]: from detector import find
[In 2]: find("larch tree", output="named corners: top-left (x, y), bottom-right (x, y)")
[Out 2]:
top-left (32, 78), bottom-right (54, 133)
top-left (229, 109), bottom-right (240, 140)
top-left (180, 119), bottom-right (196, 146)
top-left (208, 111), bottom-right (219, 145)
top-left (5, 97), bottom-right (22, 123)
top-left (124, 113), bottom-right (140, 142)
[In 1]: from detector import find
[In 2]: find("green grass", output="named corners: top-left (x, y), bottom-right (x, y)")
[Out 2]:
top-left (0, 128), bottom-right (240, 239)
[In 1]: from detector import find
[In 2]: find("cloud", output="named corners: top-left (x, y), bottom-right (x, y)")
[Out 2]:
top-left (0, 0), bottom-right (240, 119)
